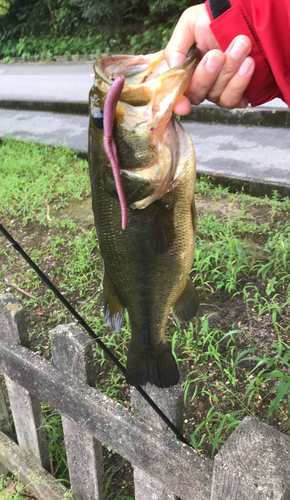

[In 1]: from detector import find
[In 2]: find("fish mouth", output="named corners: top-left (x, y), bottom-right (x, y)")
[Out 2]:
top-left (94, 46), bottom-right (200, 113)
top-left (92, 47), bottom-right (200, 217)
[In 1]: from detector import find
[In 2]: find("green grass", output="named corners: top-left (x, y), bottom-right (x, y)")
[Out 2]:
top-left (0, 139), bottom-right (91, 225)
top-left (1, 138), bottom-right (290, 490)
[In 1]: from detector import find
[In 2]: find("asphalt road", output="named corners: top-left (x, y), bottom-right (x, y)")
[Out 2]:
top-left (1, 108), bottom-right (289, 193)
top-left (0, 62), bottom-right (289, 194)
top-left (0, 62), bottom-right (93, 103)
top-left (0, 61), bottom-right (287, 108)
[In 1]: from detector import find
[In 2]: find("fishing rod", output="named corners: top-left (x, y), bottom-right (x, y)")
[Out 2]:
top-left (0, 222), bottom-right (191, 447)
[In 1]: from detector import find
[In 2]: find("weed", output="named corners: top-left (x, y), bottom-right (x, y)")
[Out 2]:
top-left (41, 405), bottom-right (68, 479)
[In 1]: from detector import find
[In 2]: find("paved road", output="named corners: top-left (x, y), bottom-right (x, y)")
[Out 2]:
top-left (0, 62), bottom-right (93, 103)
top-left (1, 108), bottom-right (289, 193)
top-left (0, 62), bottom-right (289, 194)
top-left (0, 62), bottom-right (287, 109)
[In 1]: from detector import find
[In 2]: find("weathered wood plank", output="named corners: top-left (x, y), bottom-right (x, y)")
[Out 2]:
top-left (0, 429), bottom-right (67, 500)
top-left (0, 341), bottom-right (213, 500)
top-left (132, 384), bottom-right (184, 500)
top-left (211, 416), bottom-right (290, 500)
top-left (0, 294), bottom-right (50, 470)
top-left (51, 324), bottom-right (105, 500)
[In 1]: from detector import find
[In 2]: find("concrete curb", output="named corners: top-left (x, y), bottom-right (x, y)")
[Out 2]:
top-left (186, 105), bottom-right (290, 128)
top-left (33, 143), bottom-right (290, 199)
top-left (1, 99), bottom-right (290, 127)
top-left (2, 134), bottom-right (287, 198)
top-left (199, 172), bottom-right (290, 199)
top-left (0, 99), bottom-right (89, 116)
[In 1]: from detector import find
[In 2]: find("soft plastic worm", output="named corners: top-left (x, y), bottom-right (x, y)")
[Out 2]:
top-left (103, 75), bottom-right (127, 229)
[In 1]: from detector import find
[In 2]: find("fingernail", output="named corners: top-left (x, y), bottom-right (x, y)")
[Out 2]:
top-left (205, 54), bottom-right (222, 73)
top-left (238, 57), bottom-right (252, 76)
top-left (231, 39), bottom-right (249, 60)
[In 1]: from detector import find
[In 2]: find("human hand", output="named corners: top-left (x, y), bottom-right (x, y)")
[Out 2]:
top-left (165, 4), bottom-right (255, 114)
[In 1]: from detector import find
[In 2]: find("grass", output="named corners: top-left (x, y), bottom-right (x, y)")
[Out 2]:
top-left (0, 138), bottom-right (290, 492)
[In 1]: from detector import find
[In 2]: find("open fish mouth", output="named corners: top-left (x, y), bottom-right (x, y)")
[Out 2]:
top-left (91, 47), bottom-right (200, 228)
top-left (94, 46), bottom-right (200, 113)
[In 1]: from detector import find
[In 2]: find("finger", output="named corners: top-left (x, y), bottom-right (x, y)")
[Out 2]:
top-left (173, 95), bottom-right (192, 115)
top-left (165, 7), bottom-right (199, 68)
top-left (217, 57), bottom-right (255, 109)
top-left (173, 54), bottom-right (254, 113)
top-left (183, 49), bottom-right (225, 106)
top-left (207, 35), bottom-right (252, 103)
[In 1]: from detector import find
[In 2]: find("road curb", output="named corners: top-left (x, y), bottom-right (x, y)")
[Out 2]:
top-left (198, 172), bottom-right (290, 199)
top-left (1, 99), bottom-right (290, 127)
top-left (68, 148), bottom-right (290, 199)
top-left (0, 100), bottom-right (89, 116)
top-left (186, 105), bottom-right (290, 128)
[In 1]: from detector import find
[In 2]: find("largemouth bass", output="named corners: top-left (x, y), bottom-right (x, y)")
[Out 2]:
top-left (89, 47), bottom-right (200, 388)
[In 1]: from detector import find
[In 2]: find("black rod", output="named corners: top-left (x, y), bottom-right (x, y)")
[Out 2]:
top-left (0, 223), bottom-right (191, 446)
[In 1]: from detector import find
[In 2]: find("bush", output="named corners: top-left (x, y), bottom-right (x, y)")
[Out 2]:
top-left (0, 0), bottom-right (203, 58)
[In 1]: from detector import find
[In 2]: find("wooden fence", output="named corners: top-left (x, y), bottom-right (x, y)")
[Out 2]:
top-left (1, 292), bottom-right (290, 500)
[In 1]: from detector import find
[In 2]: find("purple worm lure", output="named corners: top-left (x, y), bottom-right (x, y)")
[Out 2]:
top-left (103, 75), bottom-right (127, 230)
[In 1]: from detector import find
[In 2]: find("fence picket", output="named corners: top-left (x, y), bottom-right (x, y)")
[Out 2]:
top-left (50, 323), bottom-right (105, 500)
top-left (0, 294), bottom-right (50, 470)
top-left (210, 416), bottom-right (290, 500)
top-left (131, 384), bottom-right (184, 500)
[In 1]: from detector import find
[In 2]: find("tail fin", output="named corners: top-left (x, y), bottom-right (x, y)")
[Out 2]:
top-left (126, 344), bottom-right (179, 388)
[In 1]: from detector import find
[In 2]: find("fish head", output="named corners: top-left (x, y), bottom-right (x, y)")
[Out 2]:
top-left (89, 47), bottom-right (200, 208)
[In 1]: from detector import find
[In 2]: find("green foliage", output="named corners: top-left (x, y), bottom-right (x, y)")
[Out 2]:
top-left (0, 139), bottom-right (90, 224)
top-left (0, 0), bottom-right (9, 15)
top-left (0, 0), bottom-right (203, 58)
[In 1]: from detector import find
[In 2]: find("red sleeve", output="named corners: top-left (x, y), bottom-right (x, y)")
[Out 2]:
top-left (205, 0), bottom-right (290, 107)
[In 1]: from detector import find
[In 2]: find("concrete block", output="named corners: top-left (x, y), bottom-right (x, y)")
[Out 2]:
top-left (132, 384), bottom-right (184, 500)
top-left (211, 416), bottom-right (290, 500)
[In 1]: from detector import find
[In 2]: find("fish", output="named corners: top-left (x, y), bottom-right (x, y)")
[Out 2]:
top-left (88, 47), bottom-right (200, 388)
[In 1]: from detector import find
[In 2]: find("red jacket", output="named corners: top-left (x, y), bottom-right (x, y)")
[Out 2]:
top-left (205, 0), bottom-right (290, 107)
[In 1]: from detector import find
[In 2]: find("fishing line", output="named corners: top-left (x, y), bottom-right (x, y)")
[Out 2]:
top-left (0, 223), bottom-right (191, 447)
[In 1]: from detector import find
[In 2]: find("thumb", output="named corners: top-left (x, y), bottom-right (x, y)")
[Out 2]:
top-left (165, 7), bottom-right (199, 68)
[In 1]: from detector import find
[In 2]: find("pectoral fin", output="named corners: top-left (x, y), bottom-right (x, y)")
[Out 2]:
top-left (191, 198), bottom-right (197, 235)
top-left (103, 268), bottom-right (125, 332)
top-left (172, 279), bottom-right (199, 322)
top-left (149, 202), bottom-right (175, 254)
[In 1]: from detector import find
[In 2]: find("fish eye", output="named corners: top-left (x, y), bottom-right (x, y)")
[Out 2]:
top-left (92, 108), bottom-right (103, 129)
